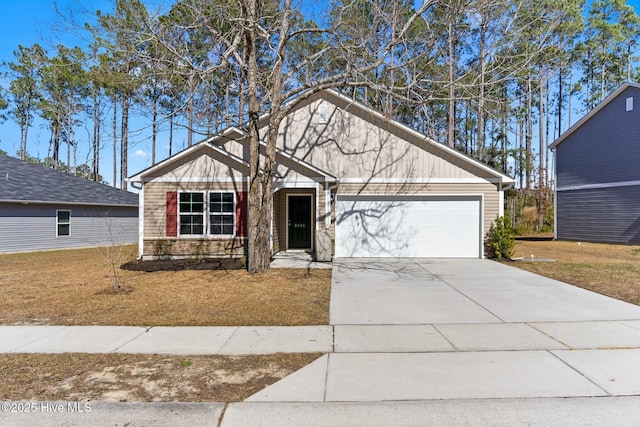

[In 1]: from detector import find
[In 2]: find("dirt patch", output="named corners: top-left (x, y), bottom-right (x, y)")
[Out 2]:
top-left (0, 246), bottom-right (331, 326)
top-left (509, 240), bottom-right (640, 306)
top-left (0, 353), bottom-right (322, 402)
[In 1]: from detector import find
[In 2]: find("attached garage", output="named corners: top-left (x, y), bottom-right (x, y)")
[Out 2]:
top-left (335, 195), bottom-right (482, 258)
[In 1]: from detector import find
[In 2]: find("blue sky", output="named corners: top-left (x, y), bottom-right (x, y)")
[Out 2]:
top-left (1, 0), bottom-right (640, 187)
top-left (0, 0), bottom-right (167, 187)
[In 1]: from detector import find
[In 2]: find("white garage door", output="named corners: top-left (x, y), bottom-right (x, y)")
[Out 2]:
top-left (335, 195), bottom-right (481, 258)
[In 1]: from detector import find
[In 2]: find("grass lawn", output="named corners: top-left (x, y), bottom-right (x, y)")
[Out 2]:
top-left (510, 239), bottom-right (640, 306)
top-left (0, 247), bottom-right (330, 403)
top-left (0, 246), bottom-right (331, 326)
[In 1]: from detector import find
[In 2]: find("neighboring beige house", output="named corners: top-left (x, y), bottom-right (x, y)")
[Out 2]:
top-left (129, 90), bottom-right (514, 261)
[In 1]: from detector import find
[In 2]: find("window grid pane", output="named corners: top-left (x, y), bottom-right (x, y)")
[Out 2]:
top-left (178, 192), bottom-right (205, 235)
top-left (209, 192), bottom-right (235, 236)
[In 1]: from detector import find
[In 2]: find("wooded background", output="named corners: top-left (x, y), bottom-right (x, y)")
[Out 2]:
top-left (1, 0), bottom-right (636, 236)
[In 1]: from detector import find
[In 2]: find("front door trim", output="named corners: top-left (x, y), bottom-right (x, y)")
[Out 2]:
top-left (286, 193), bottom-right (314, 251)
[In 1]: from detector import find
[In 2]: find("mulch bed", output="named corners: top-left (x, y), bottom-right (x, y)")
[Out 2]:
top-left (121, 257), bottom-right (246, 272)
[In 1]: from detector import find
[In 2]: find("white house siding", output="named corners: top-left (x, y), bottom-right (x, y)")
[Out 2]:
top-left (0, 203), bottom-right (138, 253)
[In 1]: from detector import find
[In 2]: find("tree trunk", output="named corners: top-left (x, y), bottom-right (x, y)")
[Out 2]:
top-left (477, 1), bottom-right (487, 160)
top-left (152, 92), bottom-right (157, 165)
top-left (526, 75), bottom-right (532, 190)
top-left (112, 96), bottom-right (118, 188)
top-left (93, 94), bottom-right (100, 181)
top-left (188, 74), bottom-right (194, 147)
top-left (169, 114), bottom-right (173, 157)
top-left (244, 0), bottom-right (271, 274)
top-left (447, 20), bottom-right (456, 149)
top-left (120, 96), bottom-right (129, 190)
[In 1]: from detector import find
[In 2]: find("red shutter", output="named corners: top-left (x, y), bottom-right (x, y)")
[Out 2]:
top-left (236, 191), bottom-right (248, 237)
top-left (166, 192), bottom-right (178, 237)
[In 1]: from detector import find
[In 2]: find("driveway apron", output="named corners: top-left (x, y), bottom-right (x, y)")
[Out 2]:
top-left (330, 258), bottom-right (640, 325)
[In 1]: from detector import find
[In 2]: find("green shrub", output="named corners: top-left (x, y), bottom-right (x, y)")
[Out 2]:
top-left (486, 216), bottom-right (515, 259)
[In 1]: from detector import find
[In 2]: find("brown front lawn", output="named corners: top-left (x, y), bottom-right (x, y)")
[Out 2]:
top-left (0, 246), bottom-right (331, 326)
top-left (510, 239), bottom-right (640, 306)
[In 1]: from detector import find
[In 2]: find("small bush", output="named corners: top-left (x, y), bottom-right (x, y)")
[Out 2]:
top-left (190, 240), bottom-right (209, 262)
top-left (153, 239), bottom-right (173, 260)
top-left (486, 216), bottom-right (515, 259)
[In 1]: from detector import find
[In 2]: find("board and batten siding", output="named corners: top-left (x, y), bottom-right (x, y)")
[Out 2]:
top-left (0, 203), bottom-right (138, 253)
top-left (556, 85), bottom-right (640, 244)
top-left (277, 94), bottom-right (498, 182)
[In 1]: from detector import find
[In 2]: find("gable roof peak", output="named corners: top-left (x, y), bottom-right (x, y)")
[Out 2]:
top-left (550, 82), bottom-right (640, 150)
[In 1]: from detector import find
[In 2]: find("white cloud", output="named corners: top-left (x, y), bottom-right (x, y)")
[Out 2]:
top-left (134, 149), bottom-right (148, 158)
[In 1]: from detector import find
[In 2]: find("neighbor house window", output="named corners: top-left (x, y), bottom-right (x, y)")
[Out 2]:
top-left (57, 210), bottom-right (70, 237)
top-left (209, 192), bottom-right (235, 235)
top-left (179, 192), bottom-right (205, 235)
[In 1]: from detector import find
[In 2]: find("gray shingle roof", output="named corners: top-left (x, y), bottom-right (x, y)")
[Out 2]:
top-left (0, 154), bottom-right (138, 206)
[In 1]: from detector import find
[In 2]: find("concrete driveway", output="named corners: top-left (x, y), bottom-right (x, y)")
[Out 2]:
top-left (238, 258), bottom-right (640, 424)
top-left (330, 258), bottom-right (640, 324)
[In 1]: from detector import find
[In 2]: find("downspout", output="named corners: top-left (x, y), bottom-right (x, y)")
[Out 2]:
top-left (325, 180), bottom-right (340, 229)
top-left (128, 179), bottom-right (144, 259)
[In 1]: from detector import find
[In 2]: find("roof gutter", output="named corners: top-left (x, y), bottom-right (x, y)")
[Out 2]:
top-left (0, 199), bottom-right (138, 208)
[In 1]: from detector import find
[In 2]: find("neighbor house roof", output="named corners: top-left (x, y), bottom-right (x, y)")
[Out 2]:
top-left (0, 154), bottom-right (138, 206)
top-left (550, 82), bottom-right (640, 150)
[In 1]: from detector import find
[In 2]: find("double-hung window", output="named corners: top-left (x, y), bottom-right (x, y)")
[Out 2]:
top-left (209, 192), bottom-right (235, 236)
top-left (179, 192), bottom-right (205, 235)
top-left (178, 192), bottom-right (235, 236)
top-left (57, 210), bottom-right (70, 237)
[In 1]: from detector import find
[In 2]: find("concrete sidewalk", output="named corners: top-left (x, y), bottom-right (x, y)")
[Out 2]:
top-left (0, 325), bottom-right (333, 355)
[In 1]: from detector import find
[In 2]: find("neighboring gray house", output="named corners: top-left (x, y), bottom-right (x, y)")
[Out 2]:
top-left (0, 154), bottom-right (139, 253)
top-left (550, 82), bottom-right (640, 244)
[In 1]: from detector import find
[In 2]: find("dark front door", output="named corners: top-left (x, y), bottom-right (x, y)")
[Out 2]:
top-left (288, 195), bottom-right (312, 249)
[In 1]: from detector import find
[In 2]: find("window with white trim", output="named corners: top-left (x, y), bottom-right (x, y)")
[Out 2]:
top-left (57, 210), bottom-right (70, 237)
top-left (209, 192), bottom-right (235, 235)
top-left (179, 192), bottom-right (205, 235)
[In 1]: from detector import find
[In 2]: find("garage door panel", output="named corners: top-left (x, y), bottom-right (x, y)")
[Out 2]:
top-left (335, 196), bottom-right (481, 258)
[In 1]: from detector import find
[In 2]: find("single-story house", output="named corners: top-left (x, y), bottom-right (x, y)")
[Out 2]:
top-left (129, 90), bottom-right (514, 260)
top-left (550, 82), bottom-right (640, 244)
top-left (0, 154), bottom-right (139, 253)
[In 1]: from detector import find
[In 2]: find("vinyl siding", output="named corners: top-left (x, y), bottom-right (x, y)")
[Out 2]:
top-left (556, 86), bottom-right (640, 189)
top-left (555, 86), bottom-right (640, 243)
top-left (142, 181), bottom-right (248, 258)
top-left (0, 203), bottom-right (138, 253)
top-left (557, 186), bottom-right (640, 244)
